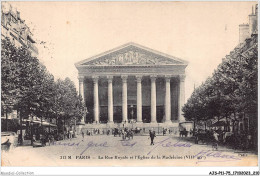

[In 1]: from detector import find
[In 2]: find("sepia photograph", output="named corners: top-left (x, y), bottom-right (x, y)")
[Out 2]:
top-left (0, 1), bottom-right (258, 174)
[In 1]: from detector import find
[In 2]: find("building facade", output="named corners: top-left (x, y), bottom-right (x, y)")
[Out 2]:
top-left (229, 4), bottom-right (258, 135)
top-left (75, 43), bottom-right (188, 128)
top-left (239, 4), bottom-right (258, 44)
top-left (1, 2), bottom-right (38, 56)
top-left (1, 2), bottom-right (39, 122)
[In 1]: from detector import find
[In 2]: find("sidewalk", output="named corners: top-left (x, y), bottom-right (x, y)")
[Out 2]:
top-left (176, 136), bottom-right (257, 154)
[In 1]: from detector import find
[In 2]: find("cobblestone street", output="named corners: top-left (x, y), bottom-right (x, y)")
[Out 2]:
top-left (2, 135), bottom-right (257, 166)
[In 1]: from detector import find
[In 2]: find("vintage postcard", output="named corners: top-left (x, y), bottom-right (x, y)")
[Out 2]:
top-left (1, 1), bottom-right (258, 171)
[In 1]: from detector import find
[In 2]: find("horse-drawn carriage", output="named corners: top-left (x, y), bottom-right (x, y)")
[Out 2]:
top-left (179, 121), bottom-right (193, 137)
top-left (179, 130), bottom-right (188, 137)
top-left (122, 130), bottom-right (133, 140)
top-left (113, 128), bottom-right (121, 137)
top-left (194, 130), bottom-right (215, 145)
top-left (32, 134), bottom-right (48, 147)
top-left (113, 128), bottom-right (134, 140)
top-left (133, 128), bottom-right (142, 134)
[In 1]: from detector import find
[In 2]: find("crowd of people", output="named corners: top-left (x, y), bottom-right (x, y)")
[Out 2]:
top-left (79, 127), bottom-right (176, 138)
top-left (30, 129), bottom-right (77, 147)
top-left (3, 123), bottom-right (255, 152)
top-left (79, 126), bottom-right (256, 151)
top-left (80, 127), bottom-right (157, 145)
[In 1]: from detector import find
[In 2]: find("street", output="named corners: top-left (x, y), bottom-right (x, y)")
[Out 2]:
top-left (1, 135), bottom-right (257, 166)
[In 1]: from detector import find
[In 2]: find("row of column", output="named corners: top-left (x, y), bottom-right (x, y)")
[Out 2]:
top-left (79, 75), bottom-right (185, 123)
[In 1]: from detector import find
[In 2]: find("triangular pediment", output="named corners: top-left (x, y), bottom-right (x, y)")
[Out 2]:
top-left (75, 43), bottom-right (188, 67)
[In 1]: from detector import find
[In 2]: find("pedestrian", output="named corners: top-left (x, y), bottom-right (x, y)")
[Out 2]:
top-left (47, 134), bottom-right (51, 146)
top-left (212, 130), bottom-right (219, 150)
top-left (149, 130), bottom-right (156, 145)
top-left (163, 128), bottom-right (166, 136)
top-left (81, 131), bottom-right (84, 141)
top-left (68, 131), bottom-right (71, 140)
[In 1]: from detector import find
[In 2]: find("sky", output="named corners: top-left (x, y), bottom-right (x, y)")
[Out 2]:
top-left (7, 1), bottom-right (257, 102)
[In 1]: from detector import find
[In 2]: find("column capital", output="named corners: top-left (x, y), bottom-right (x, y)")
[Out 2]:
top-left (107, 76), bottom-right (113, 83)
top-left (150, 75), bottom-right (157, 82)
top-left (121, 75), bottom-right (128, 83)
top-left (78, 76), bottom-right (84, 82)
top-left (122, 75), bottom-right (128, 122)
top-left (93, 76), bottom-right (99, 123)
top-left (135, 75), bottom-right (143, 83)
top-left (150, 74), bottom-right (157, 123)
top-left (108, 76), bottom-right (114, 123)
top-left (179, 74), bottom-right (186, 82)
top-left (164, 75), bottom-right (171, 82)
top-left (92, 76), bottom-right (99, 83)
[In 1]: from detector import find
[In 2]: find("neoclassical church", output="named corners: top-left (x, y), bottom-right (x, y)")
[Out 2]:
top-left (75, 43), bottom-right (188, 129)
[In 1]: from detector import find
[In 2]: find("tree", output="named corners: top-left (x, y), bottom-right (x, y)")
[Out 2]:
top-left (2, 38), bottom-right (84, 141)
top-left (53, 78), bottom-right (84, 136)
top-left (183, 36), bottom-right (257, 130)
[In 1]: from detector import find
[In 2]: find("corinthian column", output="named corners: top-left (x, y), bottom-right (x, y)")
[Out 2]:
top-left (78, 76), bottom-right (85, 124)
top-left (165, 76), bottom-right (171, 123)
top-left (107, 76), bottom-right (113, 124)
top-left (78, 76), bottom-right (85, 102)
top-left (179, 75), bottom-right (186, 122)
top-left (150, 75), bottom-right (157, 123)
top-left (121, 76), bottom-right (128, 123)
top-left (93, 76), bottom-right (99, 123)
top-left (136, 75), bottom-right (142, 123)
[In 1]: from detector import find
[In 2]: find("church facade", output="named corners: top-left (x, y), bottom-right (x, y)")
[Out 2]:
top-left (75, 43), bottom-right (188, 129)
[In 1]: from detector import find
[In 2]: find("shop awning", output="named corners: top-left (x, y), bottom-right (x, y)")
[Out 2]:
top-left (22, 118), bottom-right (56, 127)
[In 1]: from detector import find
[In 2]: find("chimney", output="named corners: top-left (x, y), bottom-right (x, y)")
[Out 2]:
top-left (249, 5), bottom-right (257, 35)
top-left (256, 4), bottom-right (258, 17)
top-left (239, 24), bottom-right (249, 43)
top-left (17, 11), bottom-right (20, 20)
top-left (255, 4), bottom-right (258, 34)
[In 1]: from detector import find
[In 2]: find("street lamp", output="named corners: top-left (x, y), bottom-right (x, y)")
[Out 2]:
top-left (59, 112), bottom-right (65, 140)
top-left (129, 119), bottom-right (134, 129)
top-left (130, 105), bottom-right (134, 120)
top-left (158, 123), bottom-right (159, 135)
top-left (3, 105), bottom-right (8, 131)
top-left (123, 120), bottom-right (126, 128)
top-left (84, 107), bottom-right (88, 124)
top-left (30, 116), bottom-right (34, 146)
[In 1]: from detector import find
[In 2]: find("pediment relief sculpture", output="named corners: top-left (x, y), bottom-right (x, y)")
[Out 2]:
top-left (84, 50), bottom-right (182, 66)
